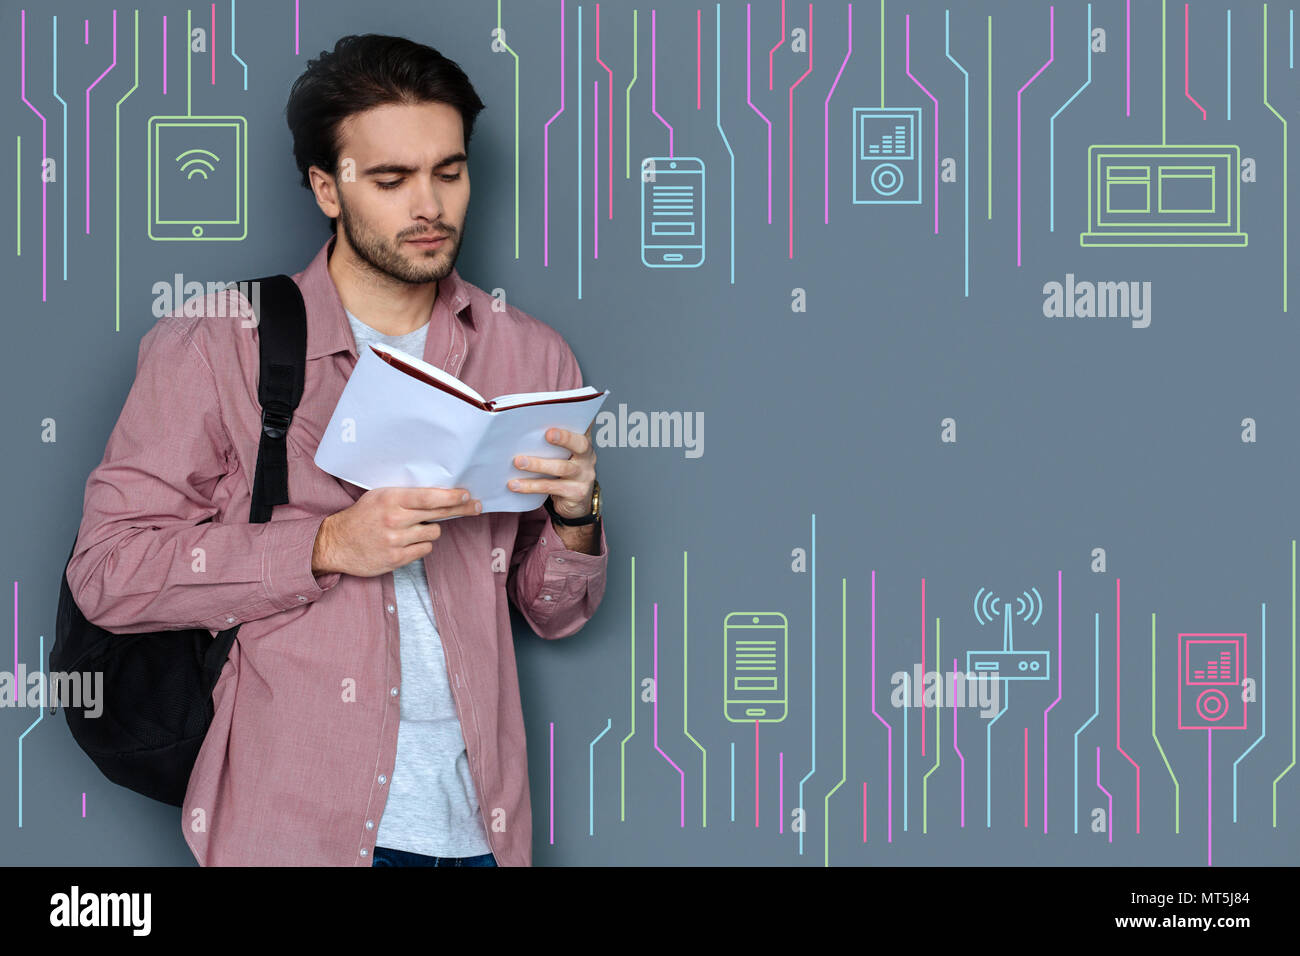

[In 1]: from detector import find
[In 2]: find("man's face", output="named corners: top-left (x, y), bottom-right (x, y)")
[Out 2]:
top-left (315, 100), bottom-right (470, 284)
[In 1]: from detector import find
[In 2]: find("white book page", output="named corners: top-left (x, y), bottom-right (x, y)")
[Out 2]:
top-left (489, 385), bottom-right (602, 410)
top-left (369, 342), bottom-right (487, 406)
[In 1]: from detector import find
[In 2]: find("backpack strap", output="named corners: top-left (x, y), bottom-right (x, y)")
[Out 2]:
top-left (245, 275), bottom-right (308, 524)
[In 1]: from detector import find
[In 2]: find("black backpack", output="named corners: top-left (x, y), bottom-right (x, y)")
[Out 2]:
top-left (50, 274), bottom-right (307, 807)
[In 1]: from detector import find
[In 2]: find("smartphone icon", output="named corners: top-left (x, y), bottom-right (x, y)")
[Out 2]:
top-left (640, 156), bottom-right (705, 267)
top-left (724, 612), bottom-right (788, 723)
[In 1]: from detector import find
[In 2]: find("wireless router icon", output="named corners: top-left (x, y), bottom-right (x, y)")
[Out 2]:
top-left (965, 586), bottom-right (1051, 680)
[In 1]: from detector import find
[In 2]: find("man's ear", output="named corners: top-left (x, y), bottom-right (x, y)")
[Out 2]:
top-left (307, 165), bottom-right (341, 222)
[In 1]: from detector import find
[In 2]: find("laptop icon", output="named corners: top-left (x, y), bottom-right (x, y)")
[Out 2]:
top-left (1080, 145), bottom-right (1247, 247)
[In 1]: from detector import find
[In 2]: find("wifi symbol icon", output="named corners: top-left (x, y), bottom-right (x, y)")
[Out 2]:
top-left (175, 148), bottom-right (220, 180)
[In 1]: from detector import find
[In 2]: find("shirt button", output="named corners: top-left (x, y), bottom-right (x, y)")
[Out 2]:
top-left (360, 848), bottom-right (368, 857)
top-left (226, 616), bottom-right (236, 623)
top-left (387, 604), bottom-right (396, 614)
top-left (540, 537), bottom-right (546, 545)
top-left (297, 595), bottom-right (307, 602)
top-left (390, 687), bottom-right (399, 697)
top-left (556, 557), bottom-right (565, 563)
top-left (366, 820), bottom-right (375, 830)
top-left (543, 594), bottom-right (553, 602)
top-left (378, 774), bottom-right (387, 785)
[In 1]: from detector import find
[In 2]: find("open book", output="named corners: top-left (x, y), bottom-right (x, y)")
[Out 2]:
top-left (314, 343), bottom-right (611, 514)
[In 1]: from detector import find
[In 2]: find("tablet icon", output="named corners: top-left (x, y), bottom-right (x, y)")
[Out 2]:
top-left (147, 116), bottom-right (248, 241)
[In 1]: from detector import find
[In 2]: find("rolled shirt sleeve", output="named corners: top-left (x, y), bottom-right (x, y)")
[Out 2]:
top-left (505, 339), bottom-right (608, 639)
top-left (65, 316), bottom-right (341, 635)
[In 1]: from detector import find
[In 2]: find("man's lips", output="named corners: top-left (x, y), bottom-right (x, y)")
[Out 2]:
top-left (406, 234), bottom-right (449, 246)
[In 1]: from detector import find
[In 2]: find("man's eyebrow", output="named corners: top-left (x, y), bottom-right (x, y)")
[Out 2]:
top-left (361, 153), bottom-right (468, 177)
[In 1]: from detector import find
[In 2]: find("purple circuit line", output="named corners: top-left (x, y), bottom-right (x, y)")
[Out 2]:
top-left (1125, 0), bottom-right (1131, 116)
top-left (779, 751), bottom-right (784, 833)
top-left (953, 657), bottom-right (965, 827)
top-left (211, 4), bottom-right (216, 85)
top-left (549, 721), bottom-right (555, 844)
top-left (904, 14), bottom-right (939, 235)
top-left (824, 5), bottom-right (853, 224)
top-left (593, 80), bottom-right (599, 258)
top-left (543, 0), bottom-right (565, 267)
top-left (786, 4), bottom-right (812, 259)
top-left (651, 10), bottom-right (674, 157)
top-left (1043, 569), bottom-right (1063, 833)
top-left (746, 5), bottom-right (774, 224)
top-left (595, 3), bottom-right (613, 218)
top-left (81, 792), bottom-right (86, 818)
top-left (19, 9), bottom-right (49, 301)
top-left (85, 9), bottom-right (118, 235)
top-left (1096, 746), bottom-right (1113, 844)
top-left (294, 0), bottom-right (299, 56)
top-left (83, 19), bottom-right (87, 43)
top-left (768, 0), bottom-right (784, 91)
top-left (869, 570), bottom-right (894, 842)
top-left (652, 602), bottom-right (686, 827)
top-left (1016, 5), bottom-right (1054, 266)
top-left (1207, 728), bottom-right (1213, 866)
top-left (12, 581), bottom-right (16, 685)
top-left (162, 15), bottom-right (166, 94)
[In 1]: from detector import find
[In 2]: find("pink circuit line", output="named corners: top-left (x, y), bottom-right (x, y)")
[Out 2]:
top-left (549, 721), bottom-right (555, 844)
top-left (1016, 5), bottom-right (1053, 266)
top-left (768, 0), bottom-right (785, 91)
top-left (1023, 727), bottom-right (1030, 827)
top-left (1207, 729), bottom-right (1213, 867)
top-left (1184, 4), bottom-right (1206, 120)
top-left (952, 657), bottom-right (965, 827)
top-left (862, 782), bottom-right (866, 841)
top-left (594, 80), bottom-right (599, 258)
top-left (824, 4), bottom-right (853, 225)
top-left (1115, 577), bottom-right (1142, 833)
top-left (870, 570), bottom-right (894, 842)
top-left (1096, 747), bottom-right (1113, 843)
top-left (1125, 0), bottom-right (1131, 116)
top-left (786, 4), bottom-right (812, 259)
top-left (84, 19), bottom-right (88, 43)
top-left (696, 8), bottom-right (701, 109)
top-left (13, 582), bottom-right (16, 685)
top-left (753, 719), bottom-right (760, 826)
top-left (19, 9), bottom-right (49, 302)
top-left (1043, 569), bottom-right (1063, 833)
top-left (163, 15), bottom-right (167, 94)
top-left (543, 0), bottom-right (565, 267)
top-left (652, 602), bottom-right (686, 827)
top-left (81, 792), bottom-right (86, 818)
top-left (651, 11), bottom-right (674, 157)
top-left (595, 4), bottom-right (613, 217)
top-left (904, 14), bottom-right (939, 235)
top-left (921, 577), bottom-right (926, 756)
top-left (84, 9), bottom-right (118, 236)
top-left (779, 752), bottom-right (784, 833)
top-left (211, 4), bottom-right (216, 85)
top-left (746, 5), bottom-right (774, 223)
top-left (294, 0), bottom-right (299, 55)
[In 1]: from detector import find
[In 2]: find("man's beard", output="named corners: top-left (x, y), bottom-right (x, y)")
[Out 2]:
top-left (337, 195), bottom-right (464, 285)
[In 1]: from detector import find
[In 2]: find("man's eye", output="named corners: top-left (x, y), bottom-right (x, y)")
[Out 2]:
top-left (376, 180), bottom-right (402, 190)
top-left (440, 173), bottom-right (462, 182)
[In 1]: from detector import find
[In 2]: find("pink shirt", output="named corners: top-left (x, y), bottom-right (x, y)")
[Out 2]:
top-left (66, 235), bottom-right (609, 865)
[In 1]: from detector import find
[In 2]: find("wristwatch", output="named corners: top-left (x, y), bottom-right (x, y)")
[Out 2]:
top-left (544, 479), bottom-right (601, 526)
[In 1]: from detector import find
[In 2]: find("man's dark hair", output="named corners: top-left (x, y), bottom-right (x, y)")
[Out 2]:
top-left (285, 34), bottom-right (486, 232)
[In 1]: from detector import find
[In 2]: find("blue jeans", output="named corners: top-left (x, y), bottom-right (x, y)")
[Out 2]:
top-left (371, 845), bottom-right (497, 867)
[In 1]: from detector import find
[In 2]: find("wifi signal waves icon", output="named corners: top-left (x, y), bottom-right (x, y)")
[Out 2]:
top-left (175, 148), bottom-right (220, 179)
top-left (972, 586), bottom-right (1044, 626)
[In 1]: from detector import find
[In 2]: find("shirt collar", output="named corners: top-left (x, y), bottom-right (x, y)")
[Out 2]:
top-left (295, 234), bottom-right (475, 360)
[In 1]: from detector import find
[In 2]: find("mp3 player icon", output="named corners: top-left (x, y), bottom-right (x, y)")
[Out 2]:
top-left (1176, 633), bottom-right (1248, 731)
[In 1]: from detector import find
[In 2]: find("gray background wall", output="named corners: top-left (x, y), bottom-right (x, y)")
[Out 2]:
top-left (1, 0), bottom-right (1296, 865)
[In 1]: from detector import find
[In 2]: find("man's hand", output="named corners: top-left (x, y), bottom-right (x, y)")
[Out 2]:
top-left (312, 486), bottom-right (482, 578)
top-left (507, 424), bottom-right (600, 554)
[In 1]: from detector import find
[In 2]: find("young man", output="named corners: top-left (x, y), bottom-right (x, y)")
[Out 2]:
top-left (66, 34), bottom-right (608, 866)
